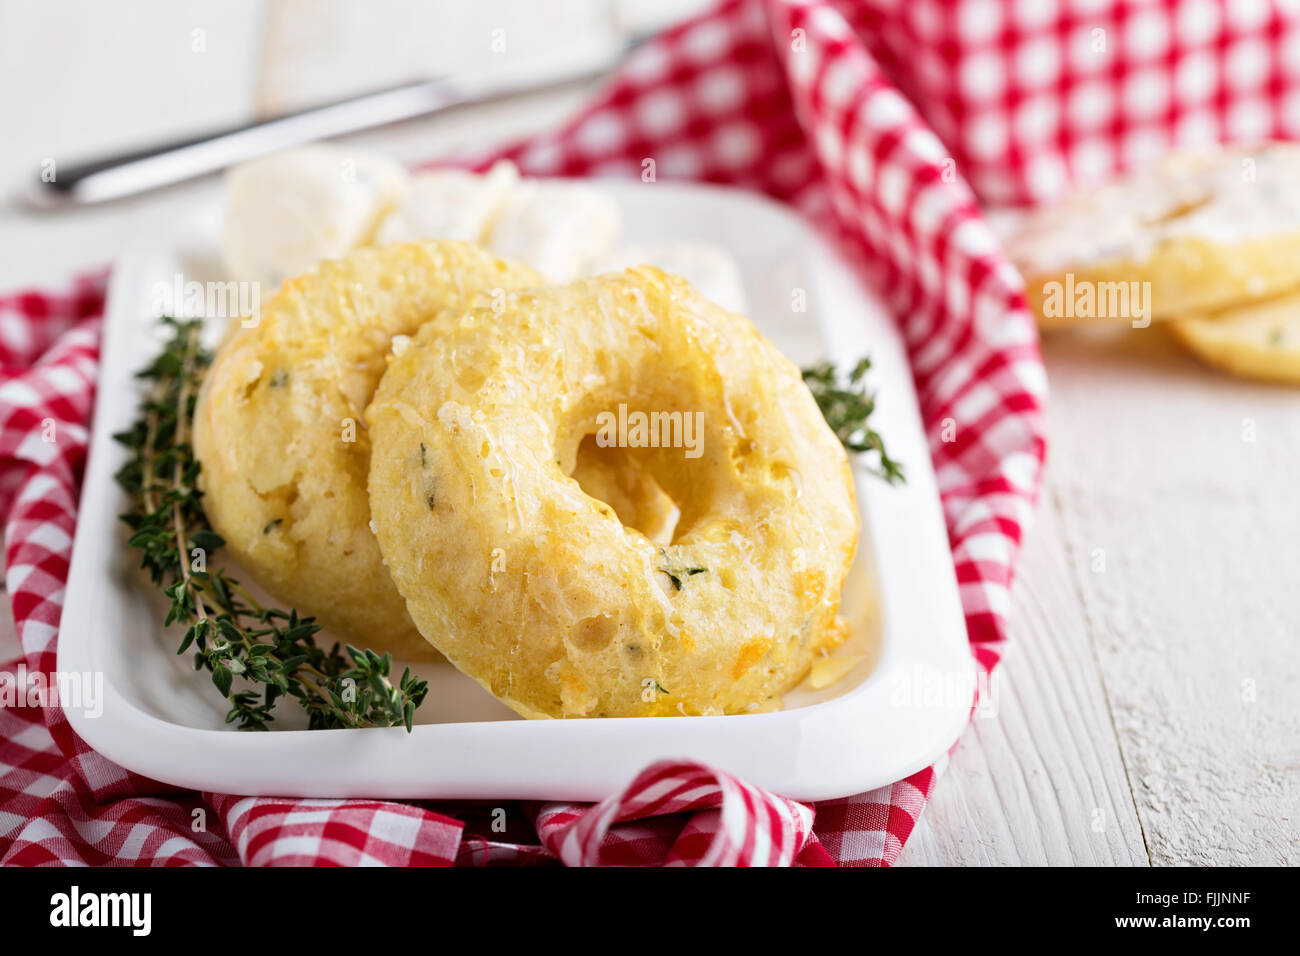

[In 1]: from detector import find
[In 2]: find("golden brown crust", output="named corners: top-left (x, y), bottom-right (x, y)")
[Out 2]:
top-left (193, 241), bottom-right (544, 659)
top-left (1009, 144), bottom-right (1300, 326)
top-left (367, 267), bottom-right (859, 717)
top-left (1171, 293), bottom-right (1300, 384)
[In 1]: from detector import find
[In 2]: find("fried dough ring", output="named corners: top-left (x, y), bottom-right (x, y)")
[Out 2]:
top-left (1009, 144), bottom-right (1300, 326)
top-left (366, 267), bottom-right (858, 717)
top-left (1171, 292), bottom-right (1300, 384)
top-left (193, 241), bottom-right (542, 658)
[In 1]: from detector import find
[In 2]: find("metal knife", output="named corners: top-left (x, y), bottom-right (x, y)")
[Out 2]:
top-left (28, 39), bottom-right (634, 207)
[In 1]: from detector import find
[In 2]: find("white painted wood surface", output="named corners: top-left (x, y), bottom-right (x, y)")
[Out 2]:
top-left (1, 0), bottom-right (1294, 865)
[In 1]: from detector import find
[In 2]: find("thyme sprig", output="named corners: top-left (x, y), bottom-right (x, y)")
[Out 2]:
top-left (113, 317), bottom-right (428, 731)
top-left (802, 357), bottom-right (905, 485)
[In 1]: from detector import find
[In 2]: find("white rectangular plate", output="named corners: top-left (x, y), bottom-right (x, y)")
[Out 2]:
top-left (61, 180), bottom-right (973, 802)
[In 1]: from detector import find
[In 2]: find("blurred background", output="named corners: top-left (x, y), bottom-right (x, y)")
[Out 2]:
top-left (0, 0), bottom-right (711, 286)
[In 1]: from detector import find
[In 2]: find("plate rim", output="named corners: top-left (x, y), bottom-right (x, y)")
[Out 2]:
top-left (59, 178), bottom-right (974, 802)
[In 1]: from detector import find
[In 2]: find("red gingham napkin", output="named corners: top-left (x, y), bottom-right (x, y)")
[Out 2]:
top-left (17, 0), bottom-right (1274, 866)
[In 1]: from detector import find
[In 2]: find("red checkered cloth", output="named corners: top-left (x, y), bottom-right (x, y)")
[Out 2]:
top-left (19, 0), bottom-right (1275, 866)
top-left (841, 0), bottom-right (1300, 205)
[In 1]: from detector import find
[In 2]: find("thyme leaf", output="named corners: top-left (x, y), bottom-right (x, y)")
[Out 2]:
top-left (114, 317), bottom-right (428, 731)
top-left (802, 356), bottom-right (905, 484)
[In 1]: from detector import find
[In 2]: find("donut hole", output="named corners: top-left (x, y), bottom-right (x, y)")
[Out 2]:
top-left (570, 434), bottom-right (680, 545)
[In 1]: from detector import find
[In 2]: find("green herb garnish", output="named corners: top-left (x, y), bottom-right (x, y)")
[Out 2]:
top-left (802, 357), bottom-right (905, 484)
top-left (114, 317), bottom-right (428, 731)
top-left (657, 548), bottom-right (708, 591)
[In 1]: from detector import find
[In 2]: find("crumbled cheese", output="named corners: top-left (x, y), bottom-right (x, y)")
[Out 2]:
top-left (808, 654), bottom-right (864, 690)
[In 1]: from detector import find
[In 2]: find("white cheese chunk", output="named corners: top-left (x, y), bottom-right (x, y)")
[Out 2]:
top-left (374, 160), bottom-right (518, 246)
top-left (222, 145), bottom-right (408, 289)
top-left (486, 179), bottom-right (621, 282)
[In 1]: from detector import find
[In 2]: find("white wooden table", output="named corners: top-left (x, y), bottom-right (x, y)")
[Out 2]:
top-left (1, 0), bottom-right (1294, 866)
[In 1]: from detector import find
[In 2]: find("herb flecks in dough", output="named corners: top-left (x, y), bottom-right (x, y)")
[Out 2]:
top-left (658, 550), bottom-right (708, 591)
top-left (415, 444), bottom-right (437, 509)
top-left (114, 317), bottom-right (428, 731)
top-left (802, 356), bottom-right (905, 485)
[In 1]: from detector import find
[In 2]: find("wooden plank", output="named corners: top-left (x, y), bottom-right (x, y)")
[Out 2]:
top-left (254, 0), bottom-right (715, 115)
top-left (0, 0), bottom-right (267, 287)
top-left (1042, 325), bottom-right (1300, 865)
top-left (898, 488), bottom-right (1149, 865)
top-left (256, 0), bottom-right (614, 115)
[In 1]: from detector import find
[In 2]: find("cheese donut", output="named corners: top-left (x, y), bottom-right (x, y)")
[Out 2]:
top-left (194, 241), bottom-right (543, 659)
top-left (1172, 293), bottom-right (1300, 385)
top-left (1008, 144), bottom-right (1300, 327)
top-left (366, 267), bottom-right (859, 717)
